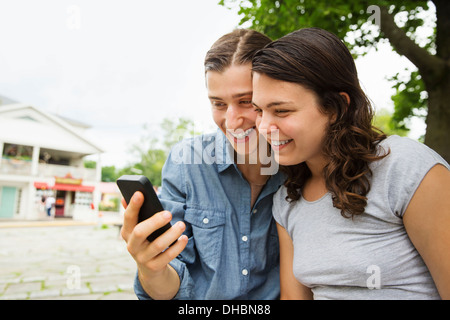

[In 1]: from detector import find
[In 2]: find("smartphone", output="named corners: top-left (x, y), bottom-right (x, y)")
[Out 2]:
top-left (116, 175), bottom-right (171, 242)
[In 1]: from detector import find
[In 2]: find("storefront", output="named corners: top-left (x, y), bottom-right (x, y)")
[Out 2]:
top-left (34, 175), bottom-right (95, 218)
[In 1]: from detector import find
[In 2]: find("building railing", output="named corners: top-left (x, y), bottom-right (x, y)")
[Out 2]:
top-left (0, 158), bottom-right (32, 175)
top-left (37, 163), bottom-right (97, 181)
top-left (0, 158), bottom-right (97, 181)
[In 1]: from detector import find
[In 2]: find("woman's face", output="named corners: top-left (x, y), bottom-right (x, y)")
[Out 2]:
top-left (252, 72), bottom-right (331, 167)
top-left (207, 63), bottom-right (258, 156)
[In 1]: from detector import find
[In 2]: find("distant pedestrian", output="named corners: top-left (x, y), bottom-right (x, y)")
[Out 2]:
top-left (45, 196), bottom-right (55, 217)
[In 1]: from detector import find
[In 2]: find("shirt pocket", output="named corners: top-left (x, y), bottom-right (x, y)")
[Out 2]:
top-left (184, 208), bottom-right (226, 263)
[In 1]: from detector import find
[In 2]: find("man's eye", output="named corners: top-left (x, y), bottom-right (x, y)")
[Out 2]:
top-left (212, 101), bottom-right (226, 108)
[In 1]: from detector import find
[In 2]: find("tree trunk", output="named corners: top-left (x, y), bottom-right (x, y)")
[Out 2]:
top-left (424, 73), bottom-right (450, 163)
top-left (423, 0), bottom-right (450, 163)
top-left (380, 2), bottom-right (450, 162)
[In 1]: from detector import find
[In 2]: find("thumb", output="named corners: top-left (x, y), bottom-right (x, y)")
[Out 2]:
top-left (121, 191), bottom-right (143, 241)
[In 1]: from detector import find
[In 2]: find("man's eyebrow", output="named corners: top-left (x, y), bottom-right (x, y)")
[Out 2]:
top-left (208, 92), bottom-right (253, 100)
top-left (252, 101), bottom-right (293, 108)
top-left (232, 91), bottom-right (252, 99)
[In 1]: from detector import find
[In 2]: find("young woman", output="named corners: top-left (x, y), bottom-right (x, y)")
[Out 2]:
top-left (120, 29), bottom-right (285, 300)
top-left (251, 27), bottom-right (450, 300)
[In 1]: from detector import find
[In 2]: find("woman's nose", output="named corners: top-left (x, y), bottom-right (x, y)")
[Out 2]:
top-left (257, 113), bottom-right (277, 134)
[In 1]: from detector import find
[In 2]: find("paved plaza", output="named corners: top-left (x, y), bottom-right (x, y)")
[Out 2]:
top-left (0, 221), bottom-right (138, 300)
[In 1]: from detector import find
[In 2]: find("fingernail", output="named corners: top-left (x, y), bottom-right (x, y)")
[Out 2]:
top-left (162, 211), bottom-right (171, 219)
top-left (132, 192), bottom-right (141, 203)
top-left (176, 221), bottom-right (185, 229)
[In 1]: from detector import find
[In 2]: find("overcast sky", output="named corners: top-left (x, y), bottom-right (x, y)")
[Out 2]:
top-left (0, 0), bottom-right (423, 167)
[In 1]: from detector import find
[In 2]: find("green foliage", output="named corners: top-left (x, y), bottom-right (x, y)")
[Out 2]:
top-left (83, 160), bottom-right (97, 169)
top-left (220, 0), bottom-right (430, 54)
top-left (219, 0), bottom-right (433, 133)
top-left (389, 69), bottom-right (427, 131)
top-left (101, 117), bottom-right (199, 186)
top-left (372, 108), bottom-right (408, 137)
top-left (101, 165), bottom-right (119, 182)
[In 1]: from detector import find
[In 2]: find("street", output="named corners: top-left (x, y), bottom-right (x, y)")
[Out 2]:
top-left (0, 221), bottom-right (138, 300)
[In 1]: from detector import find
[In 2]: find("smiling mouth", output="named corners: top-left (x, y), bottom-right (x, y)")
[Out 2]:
top-left (270, 139), bottom-right (293, 151)
top-left (227, 127), bottom-right (256, 141)
top-left (271, 139), bottom-right (293, 146)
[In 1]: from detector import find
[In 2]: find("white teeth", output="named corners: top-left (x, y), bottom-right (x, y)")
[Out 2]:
top-left (271, 139), bottom-right (292, 146)
top-left (229, 127), bottom-right (254, 139)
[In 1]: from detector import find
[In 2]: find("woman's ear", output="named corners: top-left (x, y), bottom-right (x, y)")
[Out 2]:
top-left (339, 92), bottom-right (350, 106)
top-left (329, 92), bottom-right (351, 124)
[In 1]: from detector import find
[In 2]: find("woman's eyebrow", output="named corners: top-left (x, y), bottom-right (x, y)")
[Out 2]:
top-left (252, 101), bottom-right (293, 108)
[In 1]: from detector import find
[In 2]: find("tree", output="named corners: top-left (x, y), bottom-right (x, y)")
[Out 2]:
top-left (101, 165), bottom-right (119, 182)
top-left (373, 108), bottom-right (410, 138)
top-left (126, 117), bottom-right (200, 186)
top-left (219, 0), bottom-right (450, 161)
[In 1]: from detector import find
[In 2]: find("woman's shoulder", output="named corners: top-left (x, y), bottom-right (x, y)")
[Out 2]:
top-left (371, 135), bottom-right (449, 218)
top-left (376, 135), bottom-right (448, 169)
top-left (273, 185), bottom-right (289, 208)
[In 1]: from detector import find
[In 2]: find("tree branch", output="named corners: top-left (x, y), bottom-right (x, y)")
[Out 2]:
top-left (379, 5), bottom-right (446, 83)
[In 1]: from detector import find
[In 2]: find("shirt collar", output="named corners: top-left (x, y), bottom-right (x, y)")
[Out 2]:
top-left (215, 129), bottom-right (235, 173)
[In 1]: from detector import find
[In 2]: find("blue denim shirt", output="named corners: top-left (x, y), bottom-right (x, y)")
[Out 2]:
top-left (134, 130), bottom-right (284, 299)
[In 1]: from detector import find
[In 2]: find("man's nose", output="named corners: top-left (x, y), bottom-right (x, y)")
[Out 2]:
top-left (225, 104), bottom-right (243, 129)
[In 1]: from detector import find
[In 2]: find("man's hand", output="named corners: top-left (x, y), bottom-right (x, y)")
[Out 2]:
top-left (121, 191), bottom-right (188, 299)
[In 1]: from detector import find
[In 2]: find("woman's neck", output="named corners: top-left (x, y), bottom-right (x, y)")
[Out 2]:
top-left (303, 155), bottom-right (329, 201)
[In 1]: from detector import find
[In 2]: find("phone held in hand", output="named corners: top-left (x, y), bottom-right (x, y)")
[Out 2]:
top-left (116, 175), bottom-right (171, 243)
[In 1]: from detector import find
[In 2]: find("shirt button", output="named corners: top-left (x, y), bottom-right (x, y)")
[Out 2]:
top-left (242, 269), bottom-right (248, 276)
top-left (252, 209), bottom-right (258, 214)
top-left (242, 236), bottom-right (248, 242)
top-left (202, 218), bottom-right (209, 224)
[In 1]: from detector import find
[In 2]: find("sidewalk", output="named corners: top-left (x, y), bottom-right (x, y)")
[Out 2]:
top-left (0, 220), bottom-right (138, 300)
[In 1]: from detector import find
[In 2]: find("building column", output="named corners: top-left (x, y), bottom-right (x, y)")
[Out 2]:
top-left (95, 153), bottom-right (102, 182)
top-left (31, 145), bottom-right (40, 176)
top-left (0, 141), bottom-right (4, 170)
top-left (93, 153), bottom-right (102, 221)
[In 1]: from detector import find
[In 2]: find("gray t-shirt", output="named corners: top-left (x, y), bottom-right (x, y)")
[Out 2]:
top-left (273, 135), bottom-right (449, 300)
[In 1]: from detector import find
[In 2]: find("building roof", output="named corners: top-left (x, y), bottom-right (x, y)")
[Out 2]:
top-left (0, 102), bottom-right (103, 156)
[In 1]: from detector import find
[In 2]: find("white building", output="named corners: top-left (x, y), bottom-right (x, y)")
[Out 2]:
top-left (0, 96), bottom-right (104, 221)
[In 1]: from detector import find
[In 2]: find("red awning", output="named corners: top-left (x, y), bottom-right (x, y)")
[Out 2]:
top-left (34, 182), bottom-right (49, 189)
top-left (52, 183), bottom-right (95, 192)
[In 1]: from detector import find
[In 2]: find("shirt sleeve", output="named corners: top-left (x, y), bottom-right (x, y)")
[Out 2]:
top-left (383, 137), bottom-right (450, 218)
top-left (133, 146), bottom-right (197, 300)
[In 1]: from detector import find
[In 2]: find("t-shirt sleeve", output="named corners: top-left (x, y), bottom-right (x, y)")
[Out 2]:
top-left (382, 136), bottom-right (450, 218)
top-left (272, 186), bottom-right (289, 230)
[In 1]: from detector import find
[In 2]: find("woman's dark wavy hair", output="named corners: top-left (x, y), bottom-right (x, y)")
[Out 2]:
top-left (252, 27), bottom-right (389, 218)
